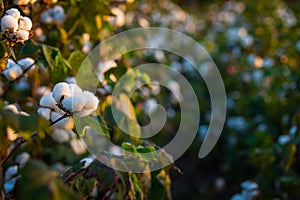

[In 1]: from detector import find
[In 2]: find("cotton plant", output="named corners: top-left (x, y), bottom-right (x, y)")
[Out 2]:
top-left (2, 58), bottom-right (36, 81)
top-left (37, 82), bottom-right (99, 130)
top-left (1, 8), bottom-right (32, 43)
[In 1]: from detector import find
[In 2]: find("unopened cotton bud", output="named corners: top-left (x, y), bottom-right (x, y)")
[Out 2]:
top-left (18, 17), bottom-right (32, 30)
top-left (40, 92), bottom-right (58, 109)
top-left (3, 65), bottom-right (23, 81)
top-left (17, 57), bottom-right (35, 71)
top-left (37, 107), bottom-right (51, 120)
top-left (16, 30), bottom-right (30, 42)
top-left (3, 104), bottom-right (19, 114)
top-left (5, 8), bottom-right (21, 20)
top-left (52, 82), bottom-right (71, 103)
top-left (68, 83), bottom-right (82, 95)
top-left (1, 15), bottom-right (18, 32)
top-left (50, 112), bottom-right (74, 130)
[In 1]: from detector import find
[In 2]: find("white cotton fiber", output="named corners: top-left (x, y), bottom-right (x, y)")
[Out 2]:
top-left (68, 83), bottom-right (82, 95)
top-left (52, 82), bottom-right (71, 103)
top-left (5, 8), bottom-right (21, 20)
top-left (18, 16), bottom-right (32, 30)
top-left (37, 107), bottom-right (51, 120)
top-left (3, 65), bottom-right (23, 80)
top-left (17, 57), bottom-right (35, 71)
top-left (1, 15), bottom-right (18, 32)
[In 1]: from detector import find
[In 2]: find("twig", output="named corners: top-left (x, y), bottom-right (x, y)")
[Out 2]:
top-left (0, 138), bottom-right (25, 165)
top-left (50, 113), bottom-right (68, 126)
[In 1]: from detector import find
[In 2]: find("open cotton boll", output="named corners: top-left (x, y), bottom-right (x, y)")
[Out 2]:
top-left (15, 152), bottom-right (30, 168)
top-left (65, 76), bottom-right (77, 85)
top-left (68, 83), bottom-right (82, 95)
top-left (19, 111), bottom-right (29, 116)
top-left (52, 5), bottom-right (65, 24)
top-left (4, 176), bottom-right (19, 193)
top-left (36, 86), bottom-right (51, 97)
top-left (51, 128), bottom-right (71, 143)
top-left (70, 138), bottom-right (86, 155)
top-left (3, 65), bottom-right (23, 81)
top-left (17, 57), bottom-right (35, 71)
top-left (18, 16), bottom-right (32, 31)
top-left (82, 91), bottom-right (99, 111)
top-left (5, 165), bottom-right (18, 181)
top-left (40, 92), bottom-right (58, 109)
top-left (50, 112), bottom-right (74, 130)
top-left (40, 11), bottom-right (53, 24)
top-left (37, 107), bottom-right (51, 120)
top-left (52, 82), bottom-right (71, 103)
top-left (1, 15), bottom-right (18, 32)
top-left (80, 155), bottom-right (95, 169)
top-left (5, 8), bottom-right (21, 20)
top-left (16, 30), bottom-right (30, 42)
top-left (61, 95), bottom-right (86, 113)
top-left (7, 59), bottom-right (16, 68)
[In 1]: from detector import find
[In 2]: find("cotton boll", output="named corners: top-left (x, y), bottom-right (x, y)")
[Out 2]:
top-left (16, 30), bottom-right (30, 42)
top-left (15, 152), bottom-right (30, 167)
top-left (37, 107), bottom-right (51, 120)
top-left (3, 65), bottom-right (23, 81)
top-left (7, 59), bottom-right (16, 68)
top-left (4, 176), bottom-right (18, 193)
top-left (52, 82), bottom-right (71, 103)
top-left (82, 91), bottom-right (99, 111)
top-left (40, 92), bottom-right (58, 109)
top-left (5, 8), bottom-right (21, 20)
top-left (68, 83), bottom-right (82, 95)
top-left (61, 95), bottom-right (85, 113)
top-left (18, 17), bottom-right (32, 31)
top-left (3, 104), bottom-right (19, 114)
top-left (70, 138), bottom-right (86, 155)
top-left (1, 15), bottom-right (18, 32)
top-left (52, 5), bottom-right (65, 24)
top-left (40, 11), bottom-right (53, 24)
top-left (17, 57), bottom-right (35, 72)
top-left (110, 7), bottom-right (125, 27)
top-left (51, 128), bottom-right (71, 143)
top-left (5, 165), bottom-right (18, 181)
top-left (50, 112), bottom-right (74, 130)
top-left (36, 86), bottom-right (51, 97)
top-left (65, 77), bottom-right (77, 84)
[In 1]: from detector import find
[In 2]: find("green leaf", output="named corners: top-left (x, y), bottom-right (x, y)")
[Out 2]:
top-left (74, 115), bottom-right (110, 138)
top-left (20, 40), bottom-right (41, 55)
top-left (68, 51), bottom-right (86, 74)
top-left (42, 45), bottom-right (59, 68)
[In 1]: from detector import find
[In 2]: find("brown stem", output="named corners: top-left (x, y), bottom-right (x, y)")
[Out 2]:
top-left (50, 113), bottom-right (68, 127)
top-left (1, 138), bottom-right (26, 166)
